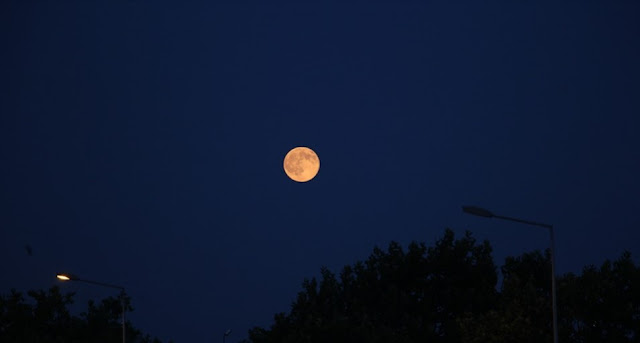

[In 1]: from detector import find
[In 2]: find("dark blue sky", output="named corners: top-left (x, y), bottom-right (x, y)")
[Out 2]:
top-left (2, 2), bottom-right (639, 342)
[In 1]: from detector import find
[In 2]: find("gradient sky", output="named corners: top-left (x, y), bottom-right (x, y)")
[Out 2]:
top-left (2, 2), bottom-right (639, 342)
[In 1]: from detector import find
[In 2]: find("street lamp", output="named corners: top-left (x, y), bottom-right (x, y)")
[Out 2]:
top-left (56, 273), bottom-right (127, 343)
top-left (223, 329), bottom-right (232, 343)
top-left (462, 206), bottom-right (558, 343)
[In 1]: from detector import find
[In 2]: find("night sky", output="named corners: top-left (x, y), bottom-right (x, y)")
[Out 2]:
top-left (2, 2), bottom-right (639, 342)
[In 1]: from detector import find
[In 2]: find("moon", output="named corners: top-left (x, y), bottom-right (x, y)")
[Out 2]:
top-left (283, 147), bottom-right (320, 182)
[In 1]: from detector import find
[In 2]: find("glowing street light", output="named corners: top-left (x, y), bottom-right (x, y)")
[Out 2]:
top-left (56, 274), bottom-right (71, 281)
top-left (56, 273), bottom-right (127, 343)
top-left (462, 205), bottom-right (558, 343)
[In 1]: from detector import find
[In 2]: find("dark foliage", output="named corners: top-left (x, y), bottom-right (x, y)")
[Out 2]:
top-left (245, 229), bottom-right (497, 343)
top-left (0, 286), bottom-right (165, 343)
top-left (244, 229), bottom-right (640, 343)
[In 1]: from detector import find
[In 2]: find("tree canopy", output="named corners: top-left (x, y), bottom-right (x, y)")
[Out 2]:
top-left (4, 229), bottom-right (638, 342)
top-left (244, 229), bottom-right (640, 343)
top-left (0, 286), bottom-right (164, 343)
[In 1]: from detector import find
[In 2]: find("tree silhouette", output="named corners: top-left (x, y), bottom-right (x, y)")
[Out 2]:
top-left (245, 228), bottom-right (497, 343)
top-left (244, 229), bottom-right (640, 343)
top-left (560, 251), bottom-right (640, 342)
top-left (0, 286), bottom-right (164, 343)
top-left (459, 250), bottom-right (554, 343)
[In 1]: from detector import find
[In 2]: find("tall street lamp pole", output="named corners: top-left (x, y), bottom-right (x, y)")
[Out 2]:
top-left (57, 273), bottom-right (127, 343)
top-left (462, 206), bottom-right (558, 343)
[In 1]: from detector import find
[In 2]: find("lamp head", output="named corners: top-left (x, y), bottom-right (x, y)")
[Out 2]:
top-left (224, 329), bottom-right (232, 336)
top-left (462, 206), bottom-right (494, 218)
top-left (56, 273), bottom-right (75, 281)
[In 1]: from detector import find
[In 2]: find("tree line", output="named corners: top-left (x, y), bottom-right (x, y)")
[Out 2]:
top-left (0, 286), bottom-right (164, 343)
top-left (2, 229), bottom-right (638, 342)
top-left (242, 229), bottom-right (639, 343)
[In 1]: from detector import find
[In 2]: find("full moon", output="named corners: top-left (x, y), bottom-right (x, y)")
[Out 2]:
top-left (283, 147), bottom-right (320, 182)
